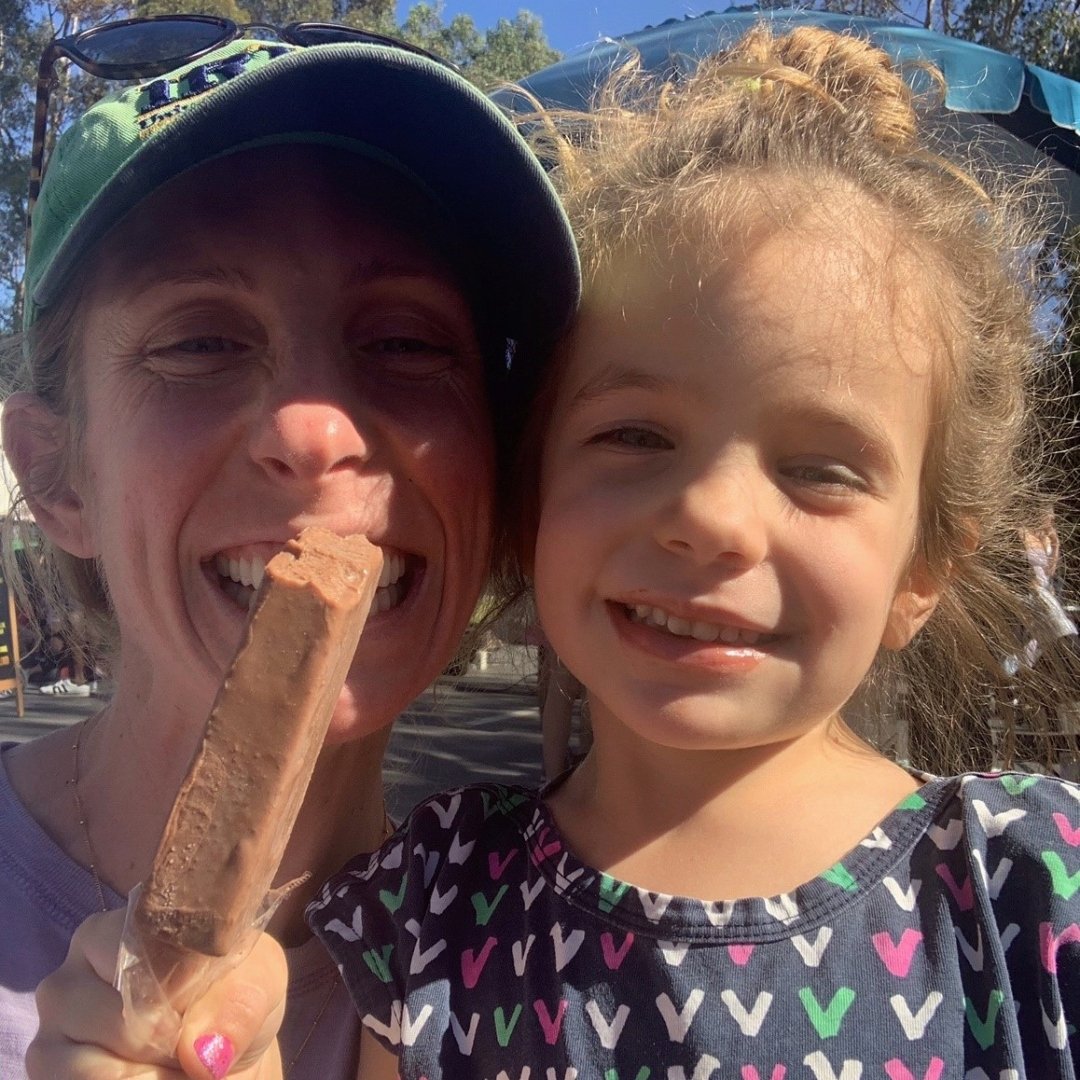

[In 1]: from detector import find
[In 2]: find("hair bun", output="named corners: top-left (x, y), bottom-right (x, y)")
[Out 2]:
top-left (731, 24), bottom-right (922, 151)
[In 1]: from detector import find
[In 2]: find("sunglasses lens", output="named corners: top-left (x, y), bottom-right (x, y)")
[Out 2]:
top-left (287, 25), bottom-right (455, 70)
top-left (75, 18), bottom-right (226, 67)
top-left (287, 25), bottom-right (389, 46)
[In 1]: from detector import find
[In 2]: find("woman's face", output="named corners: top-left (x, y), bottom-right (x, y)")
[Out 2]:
top-left (62, 146), bottom-right (495, 737)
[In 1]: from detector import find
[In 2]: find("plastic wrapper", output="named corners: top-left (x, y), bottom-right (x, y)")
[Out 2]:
top-left (115, 879), bottom-right (302, 1054)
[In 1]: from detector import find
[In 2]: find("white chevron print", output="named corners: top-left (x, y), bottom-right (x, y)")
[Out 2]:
top-left (792, 927), bottom-right (832, 967)
top-left (720, 989), bottom-right (773, 1036)
top-left (890, 991), bottom-right (943, 1039)
top-left (656, 988), bottom-right (705, 1042)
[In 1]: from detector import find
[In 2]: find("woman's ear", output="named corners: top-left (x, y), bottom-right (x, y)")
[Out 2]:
top-left (882, 562), bottom-right (940, 651)
top-left (2, 392), bottom-right (95, 559)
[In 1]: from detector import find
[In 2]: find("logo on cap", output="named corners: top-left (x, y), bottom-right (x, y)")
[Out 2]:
top-left (137, 42), bottom-right (291, 134)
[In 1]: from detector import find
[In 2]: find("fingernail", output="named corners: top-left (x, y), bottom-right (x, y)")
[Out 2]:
top-left (194, 1033), bottom-right (235, 1079)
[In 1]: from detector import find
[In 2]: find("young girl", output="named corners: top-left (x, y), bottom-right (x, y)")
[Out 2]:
top-left (39, 23), bottom-right (1080, 1078)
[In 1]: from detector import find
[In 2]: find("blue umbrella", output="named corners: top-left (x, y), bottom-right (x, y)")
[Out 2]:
top-left (509, 7), bottom-right (1080, 219)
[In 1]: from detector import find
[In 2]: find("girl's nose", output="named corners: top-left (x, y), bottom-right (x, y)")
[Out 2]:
top-left (656, 463), bottom-right (768, 568)
top-left (250, 391), bottom-right (371, 484)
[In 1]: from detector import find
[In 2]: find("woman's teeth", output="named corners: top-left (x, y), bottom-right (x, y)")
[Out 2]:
top-left (215, 554), bottom-right (266, 591)
top-left (628, 603), bottom-right (764, 645)
top-left (215, 549), bottom-right (409, 612)
top-left (373, 553), bottom-right (407, 613)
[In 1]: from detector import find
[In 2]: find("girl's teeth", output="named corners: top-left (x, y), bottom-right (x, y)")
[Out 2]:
top-left (251, 560), bottom-right (265, 591)
top-left (626, 603), bottom-right (765, 645)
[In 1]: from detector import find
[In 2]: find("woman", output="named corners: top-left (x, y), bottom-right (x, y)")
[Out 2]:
top-left (0, 20), bottom-right (578, 1077)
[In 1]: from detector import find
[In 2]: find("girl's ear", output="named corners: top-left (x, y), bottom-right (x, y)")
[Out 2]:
top-left (2, 393), bottom-right (95, 559)
top-left (882, 563), bottom-right (940, 651)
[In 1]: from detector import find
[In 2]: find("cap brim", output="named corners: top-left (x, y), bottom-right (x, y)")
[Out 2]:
top-left (34, 42), bottom-right (579, 346)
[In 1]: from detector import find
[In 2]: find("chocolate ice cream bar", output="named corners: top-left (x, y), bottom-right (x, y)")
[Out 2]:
top-left (133, 527), bottom-right (382, 957)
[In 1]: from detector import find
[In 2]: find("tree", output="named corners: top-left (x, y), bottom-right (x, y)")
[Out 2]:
top-left (0, 1), bottom-right (559, 335)
top-left (780, 0), bottom-right (1080, 78)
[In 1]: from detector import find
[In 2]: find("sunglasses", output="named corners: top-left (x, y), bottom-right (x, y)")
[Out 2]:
top-left (27, 15), bottom-right (460, 235)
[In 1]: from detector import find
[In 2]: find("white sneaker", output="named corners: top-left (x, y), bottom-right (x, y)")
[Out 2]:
top-left (39, 679), bottom-right (92, 696)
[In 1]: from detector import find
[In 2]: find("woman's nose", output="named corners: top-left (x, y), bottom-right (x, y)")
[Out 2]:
top-left (656, 462), bottom-right (768, 568)
top-left (250, 393), bottom-right (371, 483)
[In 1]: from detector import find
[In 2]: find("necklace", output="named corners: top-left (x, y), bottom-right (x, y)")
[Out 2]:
top-left (285, 810), bottom-right (393, 1076)
top-left (285, 971), bottom-right (339, 1077)
top-left (69, 715), bottom-right (108, 913)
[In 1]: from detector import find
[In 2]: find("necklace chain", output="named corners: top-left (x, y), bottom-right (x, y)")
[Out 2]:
top-left (285, 971), bottom-right (339, 1077)
top-left (69, 716), bottom-right (108, 913)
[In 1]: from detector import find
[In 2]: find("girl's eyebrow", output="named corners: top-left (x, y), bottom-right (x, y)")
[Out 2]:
top-left (788, 401), bottom-right (901, 474)
top-left (569, 364), bottom-right (673, 407)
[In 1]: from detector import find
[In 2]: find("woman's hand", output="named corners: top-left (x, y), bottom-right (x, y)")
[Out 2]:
top-left (29, 910), bottom-right (288, 1079)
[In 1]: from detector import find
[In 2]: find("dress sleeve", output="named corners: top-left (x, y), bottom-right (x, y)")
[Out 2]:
top-left (305, 786), bottom-right (486, 1054)
top-left (960, 773), bottom-right (1080, 1068)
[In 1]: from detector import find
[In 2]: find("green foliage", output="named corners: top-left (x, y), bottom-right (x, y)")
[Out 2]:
top-left (799, 0), bottom-right (1080, 78)
top-left (0, 0), bottom-right (559, 337)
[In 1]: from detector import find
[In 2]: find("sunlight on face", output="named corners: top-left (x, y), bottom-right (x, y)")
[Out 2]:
top-left (533, 201), bottom-right (940, 757)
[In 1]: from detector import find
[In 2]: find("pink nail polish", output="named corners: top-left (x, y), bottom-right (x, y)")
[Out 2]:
top-left (194, 1032), bottom-right (235, 1079)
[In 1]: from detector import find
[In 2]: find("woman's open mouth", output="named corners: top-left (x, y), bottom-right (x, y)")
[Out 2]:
top-left (212, 546), bottom-right (418, 614)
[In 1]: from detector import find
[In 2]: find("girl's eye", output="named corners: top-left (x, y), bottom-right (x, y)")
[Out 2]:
top-left (783, 461), bottom-right (867, 491)
top-left (589, 426), bottom-right (673, 451)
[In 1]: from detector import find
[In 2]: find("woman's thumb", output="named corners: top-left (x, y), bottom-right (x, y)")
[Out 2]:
top-left (174, 933), bottom-right (288, 1079)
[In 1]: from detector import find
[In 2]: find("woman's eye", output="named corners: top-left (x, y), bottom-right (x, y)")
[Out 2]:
top-left (143, 334), bottom-right (248, 378)
top-left (371, 337), bottom-right (445, 356)
top-left (357, 334), bottom-right (459, 376)
top-left (168, 336), bottom-right (242, 355)
top-left (589, 426), bottom-right (673, 451)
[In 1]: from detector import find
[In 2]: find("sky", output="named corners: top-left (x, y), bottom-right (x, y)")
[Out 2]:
top-left (397, 1), bottom-right (717, 55)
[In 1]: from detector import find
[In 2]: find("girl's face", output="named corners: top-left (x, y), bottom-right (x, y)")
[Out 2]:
top-left (45, 146), bottom-right (495, 737)
top-left (533, 215), bottom-right (941, 754)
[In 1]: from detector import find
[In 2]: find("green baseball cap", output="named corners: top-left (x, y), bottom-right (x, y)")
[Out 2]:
top-left (24, 37), bottom-right (581, 351)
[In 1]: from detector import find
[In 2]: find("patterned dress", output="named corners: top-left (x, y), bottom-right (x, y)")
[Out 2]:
top-left (308, 773), bottom-right (1080, 1078)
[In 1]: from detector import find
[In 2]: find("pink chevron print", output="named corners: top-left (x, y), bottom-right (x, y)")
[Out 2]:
top-left (461, 936), bottom-right (498, 988)
top-left (872, 929), bottom-right (923, 977)
top-left (1052, 812), bottom-right (1080, 847)
top-left (884, 1059), bottom-right (944, 1080)
top-left (602, 931), bottom-right (635, 969)
top-left (1039, 921), bottom-right (1080, 974)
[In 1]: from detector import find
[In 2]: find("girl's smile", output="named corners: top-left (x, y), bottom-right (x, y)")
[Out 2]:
top-left (610, 598), bottom-right (781, 674)
top-left (534, 203), bottom-right (941, 755)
